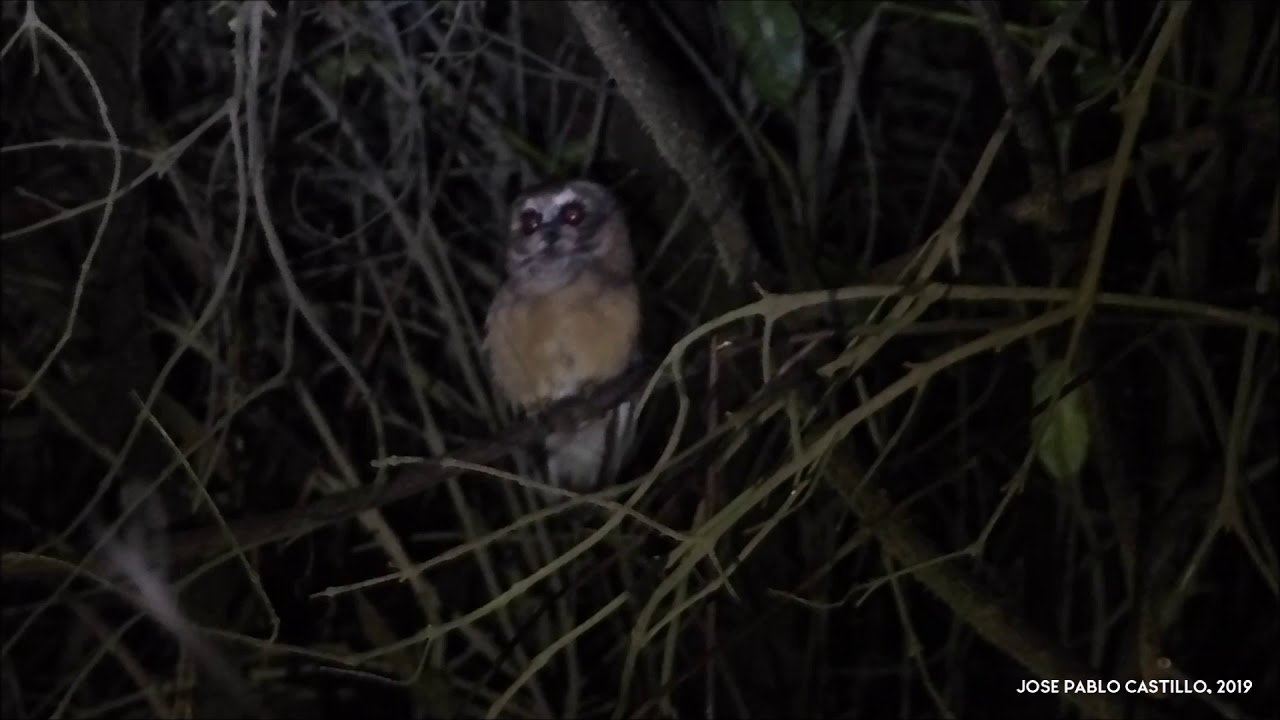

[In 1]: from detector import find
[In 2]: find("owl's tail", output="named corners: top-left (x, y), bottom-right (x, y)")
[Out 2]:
top-left (544, 401), bottom-right (636, 490)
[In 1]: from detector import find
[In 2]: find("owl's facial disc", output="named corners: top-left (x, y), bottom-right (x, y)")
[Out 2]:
top-left (507, 190), bottom-right (611, 290)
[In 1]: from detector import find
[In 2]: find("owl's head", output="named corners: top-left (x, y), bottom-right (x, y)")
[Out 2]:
top-left (504, 179), bottom-right (633, 293)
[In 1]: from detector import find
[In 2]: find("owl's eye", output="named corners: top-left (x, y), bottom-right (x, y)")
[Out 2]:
top-left (519, 209), bottom-right (542, 236)
top-left (560, 201), bottom-right (586, 227)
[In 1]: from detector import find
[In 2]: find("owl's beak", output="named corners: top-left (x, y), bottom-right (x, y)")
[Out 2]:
top-left (539, 220), bottom-right (563, 246)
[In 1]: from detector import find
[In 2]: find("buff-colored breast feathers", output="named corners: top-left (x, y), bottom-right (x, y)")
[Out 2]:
top-left (486, 273), bottom-right (639, 410)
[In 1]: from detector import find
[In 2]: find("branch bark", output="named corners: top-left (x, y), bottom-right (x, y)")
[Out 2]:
top-left (565, 0), bottom-right (768, 288)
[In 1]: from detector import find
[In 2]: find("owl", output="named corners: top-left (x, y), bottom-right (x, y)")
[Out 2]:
top-left (484, 179), bottom-right (641, 490)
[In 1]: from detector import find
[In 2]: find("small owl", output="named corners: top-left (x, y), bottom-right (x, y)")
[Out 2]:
top-left (484, 179), bottom-right (641, 490)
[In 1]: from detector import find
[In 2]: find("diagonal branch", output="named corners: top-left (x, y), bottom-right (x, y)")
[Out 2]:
top-left (565, 0), bottom-right (769, 288)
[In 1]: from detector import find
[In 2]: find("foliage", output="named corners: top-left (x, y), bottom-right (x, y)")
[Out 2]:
top-left (1, 1), bottom-right (1276, 718)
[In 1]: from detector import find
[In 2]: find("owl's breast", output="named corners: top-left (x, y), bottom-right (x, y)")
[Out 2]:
top-left (486, 272), bottom-right (639, 409)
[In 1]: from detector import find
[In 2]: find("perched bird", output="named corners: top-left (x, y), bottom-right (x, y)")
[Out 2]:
top-left (484, 179), bottom-right (641, 490)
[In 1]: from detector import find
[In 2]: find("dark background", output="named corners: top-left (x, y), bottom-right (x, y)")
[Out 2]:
top-left (1, 1), bottom-right (1276, 718)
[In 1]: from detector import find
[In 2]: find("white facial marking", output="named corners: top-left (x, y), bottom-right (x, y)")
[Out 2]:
top-left (553, 189), bottom-right (579, 205)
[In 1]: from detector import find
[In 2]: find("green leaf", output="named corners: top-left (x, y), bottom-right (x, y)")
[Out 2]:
top-left (1031, 359), bottom-right (1091, 482)
top-left (722, 0), bottom-right (806, 110)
